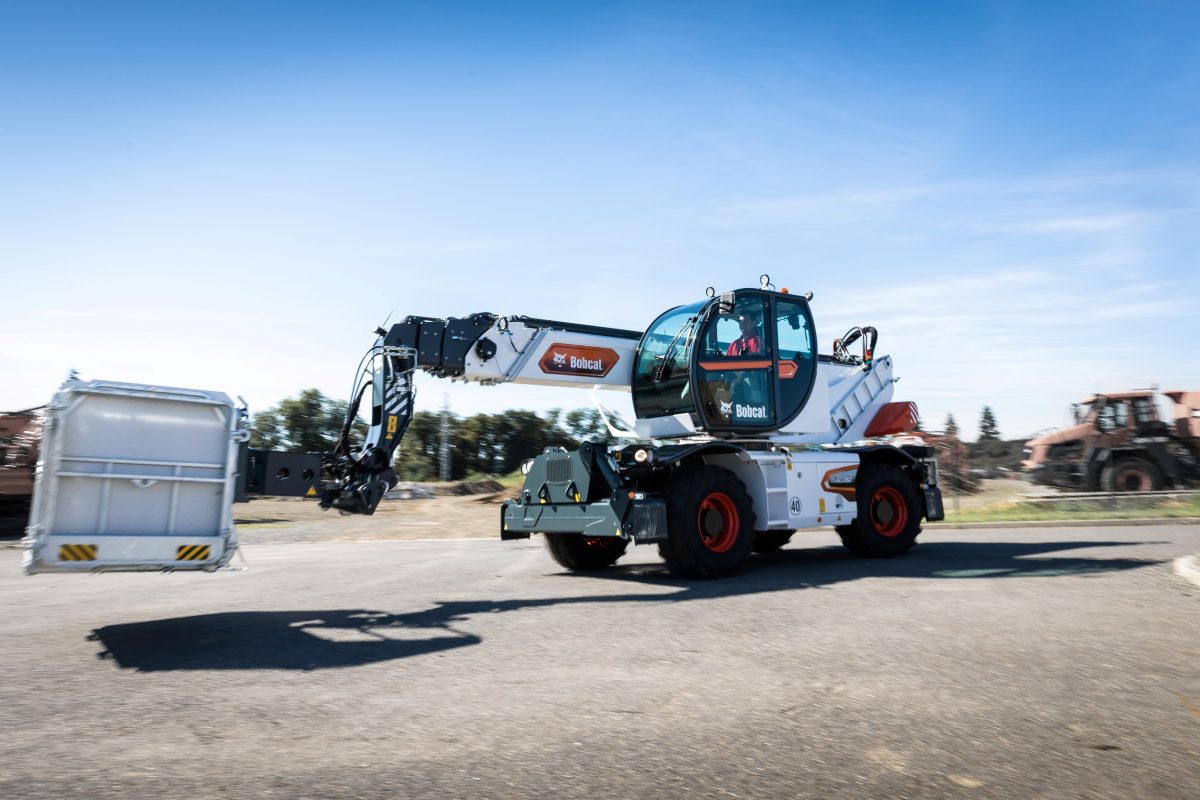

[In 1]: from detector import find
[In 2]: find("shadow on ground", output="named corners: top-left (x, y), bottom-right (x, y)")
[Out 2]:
top-left (89, 538), bottom-right (1164, 672)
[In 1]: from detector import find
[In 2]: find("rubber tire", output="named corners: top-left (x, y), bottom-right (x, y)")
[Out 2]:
top-left (543, 533), bottom-right (629, 571)
top-left (837, 464), bottom-right (922, 558)
top-left (657, 465), bottom-right (755, 578)
top-left (752, 530), bottom-right (794, 553)
top-left (1100, 457), bottom-right (1162, 492)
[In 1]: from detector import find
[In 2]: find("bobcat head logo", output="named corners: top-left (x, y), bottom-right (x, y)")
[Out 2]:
top-left (552, 352), bottom-right (567, 367)
top-left (719, 400), bottom-right (733, 417)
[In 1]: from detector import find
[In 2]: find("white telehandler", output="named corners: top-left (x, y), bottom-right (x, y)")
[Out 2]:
top-left (314, 275), bottom-right (944, 578)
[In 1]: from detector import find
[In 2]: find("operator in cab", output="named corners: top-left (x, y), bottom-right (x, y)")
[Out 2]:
top-left (726, 309), bottom-right (764, 356)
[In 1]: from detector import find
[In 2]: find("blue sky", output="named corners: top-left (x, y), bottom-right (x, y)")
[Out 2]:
top-left (2, 1), bottom-right (1198, 440)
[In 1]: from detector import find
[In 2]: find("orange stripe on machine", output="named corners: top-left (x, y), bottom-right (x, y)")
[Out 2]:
top-left (822, 466), bottom-right (858, 499)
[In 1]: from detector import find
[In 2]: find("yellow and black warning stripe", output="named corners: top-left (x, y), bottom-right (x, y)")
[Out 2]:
top-left (59, 544), bottom-right (98, 561)
top-left (176, 544), bottom-right (212, 561)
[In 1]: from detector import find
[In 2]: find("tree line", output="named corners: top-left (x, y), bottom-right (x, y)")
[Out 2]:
top-left (392, 407), bottom-right (610, 481)
top-left (936, 405), bottom-right (1001, 443)
top-left (250, 389), bottom-right (1017, 485)
top-left (249, 389), bottom-right (611, 481)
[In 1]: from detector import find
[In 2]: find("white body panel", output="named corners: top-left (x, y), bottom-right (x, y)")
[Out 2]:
top-left (777, 361), bottom-right (833, 436)
top-left (632, 414), bottom-right (695, 439)
top-left (778, 356), bottom-right (896, 444)
top-left (703, 450), bottom-right (861, 531)
top-left (461, 320), bottom-right (637, 390)
top-left (23, 380), bottom-right (243, 574)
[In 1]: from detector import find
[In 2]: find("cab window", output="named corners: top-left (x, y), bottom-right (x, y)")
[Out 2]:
top-left (1132, 397), bottom-right (1155, 424)
top-left (632, 301), bottom-right (703, 419)
top-left (696, 296), bottom-right (774, 428)
top-left (775, 300), bottom-right (813, 360)
top-left (774, 297), bottom-right (816, 424)
top-left (1098, 401), bottom-right (1130, 430)
top-left (714, 297), bottom-right (768, 357)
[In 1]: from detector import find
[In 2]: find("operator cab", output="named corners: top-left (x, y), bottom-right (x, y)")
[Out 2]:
top-left (632, 278), bottom-right (818, 435)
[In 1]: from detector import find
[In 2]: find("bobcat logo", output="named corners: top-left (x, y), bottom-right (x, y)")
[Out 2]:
top-left (719, 400), bottom-right (733, 417)
top-left (538, 344), bottom-right (620, 377)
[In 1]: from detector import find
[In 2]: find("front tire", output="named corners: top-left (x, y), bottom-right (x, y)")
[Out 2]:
top-left (544, 533), bottom-right (629, 571)
top-left (1100, 456), bottom-right (1162, 492)
top-left (658, 465), bottom-right (755, 578)
top-left (838, 464), bottom-right (922, 558)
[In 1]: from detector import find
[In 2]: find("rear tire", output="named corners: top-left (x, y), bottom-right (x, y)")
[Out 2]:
top-left (659, 465), bottom-right (755, 578)
top-left (752, 530), bottom-right (793, 553)
top-left (838, 464), bottom-right (922, 558)
top-left (543, 533), bottom-right (629, 571)
top-left (1100, 457), bottom-right (1162, 492)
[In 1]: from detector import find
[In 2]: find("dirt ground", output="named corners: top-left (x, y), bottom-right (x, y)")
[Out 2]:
top-left (234, 491), bottom-right (507, 543)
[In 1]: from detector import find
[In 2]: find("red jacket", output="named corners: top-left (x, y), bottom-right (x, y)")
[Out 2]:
top-left (726, 335), bottom-right (763, 356)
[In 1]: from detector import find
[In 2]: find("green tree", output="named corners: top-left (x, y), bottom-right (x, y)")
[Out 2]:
top-left (944, 413), bottom-right (959, 438)
top-left (563, 408), bottom-right (612, 444)
top-left (978, 406), bottom-right (1000, 442)
top-left (482, 410), bottom-right (574, 474)
top-left (249, 389), bottom-right (365, 452)
top-left (392, 406), bottom-right (610, 481)
top-left (392, 411), bottom-right (442, 481)
top-left (249, 408), bottom-right (285, 450)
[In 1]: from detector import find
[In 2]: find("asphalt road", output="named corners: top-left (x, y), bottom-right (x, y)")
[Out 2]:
top-left (2, 525), bottom-right (1198, 800)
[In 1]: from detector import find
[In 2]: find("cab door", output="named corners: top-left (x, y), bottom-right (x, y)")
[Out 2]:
top-left (694, 293), bottom-right (777, 431)
top-left (772, 295), bottom-right (818, 427)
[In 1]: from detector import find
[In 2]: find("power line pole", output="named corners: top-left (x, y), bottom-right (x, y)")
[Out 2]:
top-left (439, 393), bottom-right (452, 482)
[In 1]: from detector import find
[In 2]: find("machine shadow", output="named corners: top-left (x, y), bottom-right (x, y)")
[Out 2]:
top-left (90, 609), bottom-right (482, 672)
top-left (90, 538), bottom-right (1163, 672)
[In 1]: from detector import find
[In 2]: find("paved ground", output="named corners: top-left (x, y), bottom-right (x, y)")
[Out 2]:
top-left (2, 525), bottom-right (1198, 799)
